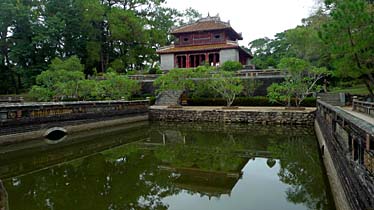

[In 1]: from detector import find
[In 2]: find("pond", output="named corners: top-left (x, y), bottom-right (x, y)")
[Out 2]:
top-left (0, 122), bottom-right (335, 210)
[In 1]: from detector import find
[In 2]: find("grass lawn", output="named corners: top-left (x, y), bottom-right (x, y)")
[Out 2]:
top-left (330, 84), bottom-right (369, 95)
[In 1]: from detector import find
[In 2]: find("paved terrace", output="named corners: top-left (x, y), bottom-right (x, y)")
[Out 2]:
top-left (342, 106), bottom-right (374, 125)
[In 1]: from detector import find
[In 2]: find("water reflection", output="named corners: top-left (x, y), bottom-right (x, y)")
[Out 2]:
top-left (0, 180), bottom-right (8, 210)
top-left (0, 122), bottom-right (335, 210)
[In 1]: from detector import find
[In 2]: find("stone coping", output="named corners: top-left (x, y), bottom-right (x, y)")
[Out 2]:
top-left (0, 100), bottom-right (149, 108)
top-left (150, 105), bottom-right (316, 113)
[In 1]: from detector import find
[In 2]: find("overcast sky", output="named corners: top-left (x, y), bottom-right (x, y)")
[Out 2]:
top-left (165, 0), bottom-right (318, 45)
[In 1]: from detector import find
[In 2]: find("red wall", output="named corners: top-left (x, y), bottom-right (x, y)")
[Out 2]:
top-left (175, 30), bottom-right (227, 46)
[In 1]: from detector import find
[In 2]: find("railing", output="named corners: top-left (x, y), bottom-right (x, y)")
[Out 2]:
top-left (0, 96), bottom-right (24, 103)
top-left (353, 99), bottom-right (374, 117)
top-left (127, 74), bottom-right (161, 81)
top-left (128, 69), bottom-right (285, 81)
top-left (316, 100), bottom-right (374, 210)
top-left (236, 69), bottom-right (284, 78)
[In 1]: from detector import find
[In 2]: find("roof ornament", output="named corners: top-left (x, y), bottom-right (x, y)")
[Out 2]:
top-left (228, 20), bottom-right (231, 25)
top-left (208, 12), bottom-right (210, 17)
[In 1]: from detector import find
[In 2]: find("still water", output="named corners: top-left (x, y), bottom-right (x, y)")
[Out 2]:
top-left (0, 122), bottom-right (335, 210)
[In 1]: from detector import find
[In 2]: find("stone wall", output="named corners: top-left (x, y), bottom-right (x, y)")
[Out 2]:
top-left (220, 49), bottom-right (239, 64)
top-left (316, 100), bottom-right (374, 210)
top-left (0, 100), bottom-right (149, 135)
top-left (149, 107), bottom-right (315, 125)
top-left (160, 54), bottom-right (174, 70)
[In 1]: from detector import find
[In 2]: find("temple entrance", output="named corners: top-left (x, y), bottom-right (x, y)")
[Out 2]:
top-left (175, 51), bottom-right (220, 69)
top-left (176, 55), bottom-right (187, 68)
top-left (209, 53), bottom-right (220, 66)
top-left (189, 54), bottom-right (206, 68)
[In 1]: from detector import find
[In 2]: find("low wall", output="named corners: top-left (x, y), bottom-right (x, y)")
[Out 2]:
top-left (0, 100), bottom-right (149, 136)
top-left (316, 100), bottom-right (374, 210)
top-left (353, 99), bottom-right (374, 117)
top-left (149, 106), bottom-right (315, 125)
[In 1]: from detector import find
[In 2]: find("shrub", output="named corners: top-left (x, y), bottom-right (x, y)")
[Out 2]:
top-left (29, 86), bottom-right (54, 102)
top-left (220, 61), bottom-right (243, 71)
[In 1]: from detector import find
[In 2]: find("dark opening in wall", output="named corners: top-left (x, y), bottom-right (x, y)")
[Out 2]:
top-left (44, 127), bottom-right (67, 143)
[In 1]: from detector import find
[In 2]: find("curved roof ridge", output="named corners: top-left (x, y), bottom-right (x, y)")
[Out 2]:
top-left (171, 16), bottom-right (231, 34)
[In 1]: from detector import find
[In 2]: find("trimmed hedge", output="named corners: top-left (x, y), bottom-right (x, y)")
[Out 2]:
top-left (187, 97), bottom-right (317, 107)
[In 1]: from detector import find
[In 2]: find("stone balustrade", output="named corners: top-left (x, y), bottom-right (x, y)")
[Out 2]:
top-left (0, 100), bottom-right (149, 128)
top-left (316, 100), bottom-right (374, 210)
top-left (353, 98), bottom-right (374, 117)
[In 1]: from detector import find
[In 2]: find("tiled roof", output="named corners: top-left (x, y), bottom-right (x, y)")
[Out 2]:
top-left (156, 43), bottom-right (239, 54)
top-left (170, 16), bottom-right (243, 40)
top-left (171, 20), bottom-right (230, 34)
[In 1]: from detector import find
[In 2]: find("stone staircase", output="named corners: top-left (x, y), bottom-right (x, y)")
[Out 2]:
top-left (318, 93), bottom-right (345, 106)
top-left (155, 90), bottom-right (183, 106)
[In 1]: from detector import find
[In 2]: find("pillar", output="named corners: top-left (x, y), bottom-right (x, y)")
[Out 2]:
top-left (367, 134), bottom-right (371, 151)
top-left (186, 54), bottom-right (190, 68)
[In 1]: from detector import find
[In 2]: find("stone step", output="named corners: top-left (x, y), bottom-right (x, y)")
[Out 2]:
top-left (318, 93), bottom-right (346, 106)
top-left (155, 90), bottom-right (183, 105)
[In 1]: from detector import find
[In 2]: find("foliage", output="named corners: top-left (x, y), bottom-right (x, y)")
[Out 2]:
top-left (29, 56), bottom-right (140, 101)
top-left (154, 67), bottom-right (243, 107)
top-left (220, 61), bottom-right (243, 72)
top-left (29, 86), bottom-right (54, 102)
top-left (208, 71), bottom-right (243, 107)
top-left (242, 79), bottom-right (264, 97)
top-left (268, 58), bottom-right (329, 107)
top-left (153, 69), bottom-right (197, 93)
top-left (0, 0), bottom-right (202, 94)
top-left (49, 56), bottom-right (84, 72)
top-left (321, 0), bottom-right (374, 96)
top-left (248, 32), bottom-right (290, 69)
top-left (100, 72), bottom-right (140, 100)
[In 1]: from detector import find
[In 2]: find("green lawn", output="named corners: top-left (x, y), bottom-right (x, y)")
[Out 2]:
top-left (330, 84), bottom-right (369, 95)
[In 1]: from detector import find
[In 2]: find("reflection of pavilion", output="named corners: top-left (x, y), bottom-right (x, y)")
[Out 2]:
top-left (159, 159), bottom-right (248, 198)
top-left (136, 129), bottom-right (277, 198)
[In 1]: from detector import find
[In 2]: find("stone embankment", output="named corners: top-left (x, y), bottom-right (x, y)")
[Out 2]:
top-left (315, 100), bottom-right (374, 210)
top-left (150, 106), bottom-right (315, 125)
top-left (0, 100), bottom-right (149, 144)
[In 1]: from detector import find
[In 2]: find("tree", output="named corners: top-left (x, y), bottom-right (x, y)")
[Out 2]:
top-left (208, 71), bottom-right (243, 107)
top-left (267, 58), bottom-right (330, 107)
top-left (321, 0), bottom-right (374, 96)
top-left (242, 79), bottom-right (264, 97)
top-left (100, 72), bottom-right (140, 100)
top-left (248, 32), bottom-right (292, 69)
top-left (153, 69), bottom-right (197, 93)
top-left (29, 56), bottom-right (85, 101)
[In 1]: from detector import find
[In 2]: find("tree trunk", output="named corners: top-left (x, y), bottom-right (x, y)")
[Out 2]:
top-left (363, 79), bottom-right (374, 97)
